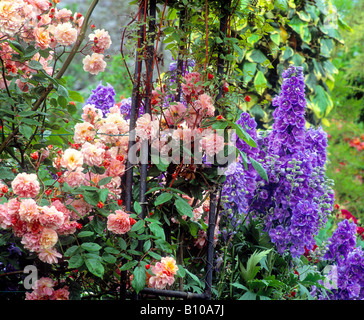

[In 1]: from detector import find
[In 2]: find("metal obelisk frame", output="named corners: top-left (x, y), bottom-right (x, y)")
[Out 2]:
top-left (120, 0), bottom-right (230, 300)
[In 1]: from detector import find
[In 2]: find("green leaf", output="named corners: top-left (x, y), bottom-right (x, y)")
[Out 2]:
top-left (77, 231), bottom-right (94, 238)
top-left (102, 252), bottom-right (117, 264)
top-left (98, 176), bottom-right (113, 186)
top-left (239, 249), bottom-right (272, 282)
top-left (7, 40), bottom-right (24, 54)
top-left (98, 188), bottom-right (109, 203)
top-left (249, 157), bottom-right (268, 182)
top-left (119, 260), bottom-right (138, 271)
top-left (254, 71), bottom-right (267, 95)
top-left (246, 49), bottom-right (267, 64)
top-left (81, 242), bottom-right (102, 252)
top-left (68, 254), bottom-right (84, 268)
top-left (28, 60), bottom-right (43, 71)
top-left (175, 196), bottom-right (193, 218)
top-left (19, 125), bottom-right (33, 139)
top-left (57, 84), bottom-right (69, 98)
top-left (154, 192), bottom-right (173, 206)
top-left (85, 258), bottom-right (104, 278)
top-left (309, 85), bottom-right (333, 118)
top-left (151, 154), bottom-right (169, 171)
top-left (132, 266), bottom-right (147, 293)
top-left (149, 222), bottom-right (165, 240)
top-left (131, 219), bottom-right (144, 232)
top-left (133, 201), bottom-right (142, 215)
top-left (68, 90), bottom-right (84, 103)
top-left (229, 121), bottom-right (257, 148)
top-left (64, 245), bottom-right (80, 257)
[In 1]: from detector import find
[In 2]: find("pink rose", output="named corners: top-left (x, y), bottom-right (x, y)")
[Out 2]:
top-left (53, 22), bottom-right (77, 46)
top-left (83, 53), bottom-right (107, 75)
top-left (107, 210), bottom-right (131, 234)
top-left (11, 173), bottom-right (40, 198)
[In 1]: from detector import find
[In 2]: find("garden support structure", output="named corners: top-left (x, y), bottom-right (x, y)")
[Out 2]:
top-left (120, 0), bottom-right (230, 300)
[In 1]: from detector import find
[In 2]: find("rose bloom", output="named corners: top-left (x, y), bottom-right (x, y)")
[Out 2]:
top-left (98, 122), bottom-right (119, 144)
top-left (53, 22), bottom-right (77, 46)
top-left (64, 167), bottom-right (85, 188)
top-left (107, 210), bottom-right (131, 234)
top-left (55, 8), bottom-right (73, 22)
top-left (136, 113), bottom-right (159, 141)
top-left (81, 142), bottom-right (105, 167)
top-left (0, 203), bottom-right (12, 229)
top-left (81, 104), bottom-right (103, 125)
top-left (11, 172), bottom-right (40, 198)
top-left (18, 198), bottom-right (39, 223)
top-left (200, 131), bottom-right (225, 158)
top-left (60, 148), bottom-right (84, 171)
top-left (51, 287), bottom-right (70, 300)
top-left (105, 113), bottom-right (129, 134)
top-left (39, 227), bottom-right (58, 249)
top-left (38, 206), bottom-right (65, 230)
top-left (66, 198), bottom-right (92, 220)
top-left (30, 277), bottom-right (56, 298)
top-left (89, 28), bottom-right (112, 53)
top-left (164, 102), bottom-right (186, 126)
top-left (148, 272), bottom-right (175, 290)
top-left (38, 247), bottom-right (62, 264)
top-left (34, 27), bottom-right (51, 50)
top-left (83, 53), bottom-right (106, 75)
top-left (181, 72), bottom-right (203, 98)
top-left (74, 122), bottom-right (96, 144)
top-left (106, 159), bottom-right (125, 177)
top-left (160, 256), bottom-right (178, 276)
top-left (21, 232), bottom-right (42, 253)
top-left (194, 93), bottom-right (215, 117)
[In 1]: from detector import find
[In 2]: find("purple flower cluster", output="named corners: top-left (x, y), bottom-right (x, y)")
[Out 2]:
top-left (220, 161), bottom-right (249, 242)
top-left (324, 219), bottom-right (357, 262)
top-left (118, 97), bottom-right (144, 120)
top-left (222, 66), bottom-right (334, 257)
top-left (86, 82), bottom-right (116, 117)
top-left (314, 219), bottom-right (364, 300)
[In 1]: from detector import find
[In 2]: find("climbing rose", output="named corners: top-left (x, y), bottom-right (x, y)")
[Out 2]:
top-left (107, 210), bottom-right (132, 234)
top-left (82, 53), bottom-right (107, 75)
top-left (11, 173), bottom-right (40, 198)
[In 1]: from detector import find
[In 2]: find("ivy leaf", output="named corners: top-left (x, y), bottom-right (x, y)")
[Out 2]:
top-left (254, 70), bottom-right (267, 95)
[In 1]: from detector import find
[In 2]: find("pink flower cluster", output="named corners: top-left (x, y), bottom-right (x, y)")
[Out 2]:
top-left (0, 0), bottom-right (111, 90)
top-left (82, 29), bottom-right (112, 75)
top-left (0, 172), bottom-right (80, 264)
top-left (50, 104), bottom-right (129, 202)
top-left (25, 277), bottom-right (69, 300)
top-left (147, 256), bottom-right (179, 290)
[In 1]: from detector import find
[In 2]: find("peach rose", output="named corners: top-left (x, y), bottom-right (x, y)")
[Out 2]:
top-left (11, 173), bottom-right (40, 198)
top-left (60, 148), bottom-right (83, 171)
top-left (107, 210), bottom-right (131, 234)
top-left (82, 53), bottom-right (106, 75)
top-left (53, 22), bottom-right (77, 46)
